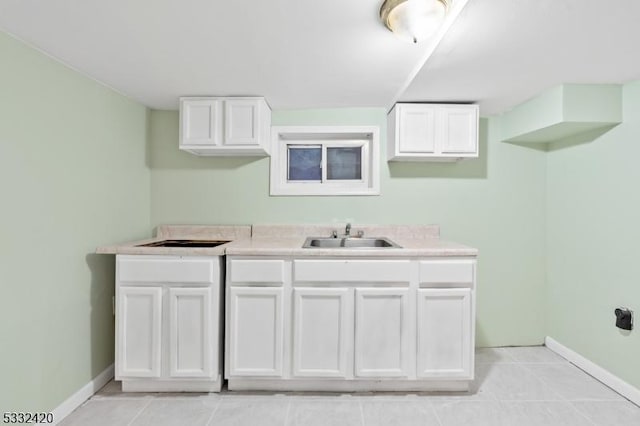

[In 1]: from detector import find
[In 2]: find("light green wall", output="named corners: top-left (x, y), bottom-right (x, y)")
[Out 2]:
top-left (0, 32), bottom-right (150, 412)
top-left (150, 109), bottom-right (548, 348)
top-left (501, 84), bottom-right (623, 144)
top-left (546, 81), bottom-right (640, 389)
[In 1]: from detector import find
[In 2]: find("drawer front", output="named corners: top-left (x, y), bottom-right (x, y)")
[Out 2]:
top-left (118, 256), bottom-right (217, 284)
top-left (229, 259), bottom-right (285, 284)
top-left (294, 260), bottom-right (410, 283)
top-left (419, 260), bottom-right (475, 287)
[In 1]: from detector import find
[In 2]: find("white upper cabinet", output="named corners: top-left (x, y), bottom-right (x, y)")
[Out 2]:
top-left (180, 97), bottom-right (271, 156)
top-left (388, 103), bottom-right (479, 161)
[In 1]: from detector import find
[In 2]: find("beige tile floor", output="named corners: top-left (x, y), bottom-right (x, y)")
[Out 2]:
top-left (60, 347), bottom-right (640, 426)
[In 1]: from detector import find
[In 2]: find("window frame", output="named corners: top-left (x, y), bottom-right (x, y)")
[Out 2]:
top-left (270, 126), bottom-right (380, 196)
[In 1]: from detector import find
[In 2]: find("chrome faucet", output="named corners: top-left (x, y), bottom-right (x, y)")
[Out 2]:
top-left (345, 223), bottom-right (351, 237)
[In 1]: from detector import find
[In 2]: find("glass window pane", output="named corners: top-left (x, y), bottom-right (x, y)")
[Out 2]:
top-left (288, 145), bottom-right (322, 181)
top-left (327, 147), bottom-right (362, 180)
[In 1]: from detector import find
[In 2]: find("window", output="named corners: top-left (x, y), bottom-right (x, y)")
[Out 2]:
top-left (270, 126), bottom-right (380, 196)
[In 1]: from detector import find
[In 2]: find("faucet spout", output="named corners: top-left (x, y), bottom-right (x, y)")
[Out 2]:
top-left (345, 223), bottom-right (351, 237)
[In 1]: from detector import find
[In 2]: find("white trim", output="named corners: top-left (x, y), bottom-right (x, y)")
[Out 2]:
top-left (545, 336), bottom-right (640, 406)
top-left (270, 126), bottom-right (380, 196)
top-left (228, 378), bottom-right (469, 392)
top-left (121, 377), bottom-right (221, 392)
top-left (51, 364), bottom-right (114, 425)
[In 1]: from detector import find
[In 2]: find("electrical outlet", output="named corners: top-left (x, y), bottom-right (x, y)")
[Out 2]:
top-left (615, 307), bottom-right (633, 331)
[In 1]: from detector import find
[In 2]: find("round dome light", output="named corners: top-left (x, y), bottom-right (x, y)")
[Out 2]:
top-left (380, 0), bottom-right (449, 43)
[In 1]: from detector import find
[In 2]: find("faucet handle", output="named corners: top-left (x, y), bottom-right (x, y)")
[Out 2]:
top-left (356, 230), bottom-right (364, 238)
top-left (331, 230), bottom-right (338, 238)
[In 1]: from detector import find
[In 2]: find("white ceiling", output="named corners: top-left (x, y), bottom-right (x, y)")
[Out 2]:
top-left (1, 0), bottom-right (640, 115)
top-left (401, 0), bottom-right (640, 114)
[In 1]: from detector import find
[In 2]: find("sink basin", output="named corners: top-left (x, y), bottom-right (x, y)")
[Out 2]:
top-left (137, 239), bottom-right (230, 248)
top-left (302, 237), bottom-right (402, 249)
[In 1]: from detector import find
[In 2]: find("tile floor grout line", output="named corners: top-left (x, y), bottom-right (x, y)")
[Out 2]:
top-left (531, 363), bottom-right (617, 403)
top-left (204, 398), bottom-right (222, 426)
top-left (125, 397), bottom-right (154, 426)
top-left (358, 400), bottom-right (365, 426)
top-left (282, 400), bottom-right (292, 426)
top-left (512, 363), bottom-right (566, 401)
top-left (428, 400), bottom-right (446, 426)
top-left (565, 400), bottom-right (599, 426)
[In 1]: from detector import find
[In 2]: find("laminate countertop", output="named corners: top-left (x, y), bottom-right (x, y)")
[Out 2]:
top-left (97, 224), bottom-right (478, 258)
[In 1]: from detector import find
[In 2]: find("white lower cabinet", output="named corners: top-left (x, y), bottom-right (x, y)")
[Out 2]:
top-left (168, 287), bottom-right (213, 378)
top-left (115, 255), bottom-right (223, 392)
top-left (292, 288), bottom-right (351, 378)
top-left (417, 288), bottom-right (473, 379)
top-left (226, 256), bottom-right (476, 391)
top-left (228, 287), bottom-right (283, 377)
top-left (117, 287), bottom-right (162, 378)
top-left (355, 288), bottom-right (410, 378)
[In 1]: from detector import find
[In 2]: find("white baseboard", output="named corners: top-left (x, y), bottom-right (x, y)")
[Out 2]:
top-left (51, 364), bottom-right (114, 425)
top-left (545, 336), bottom-right (640, 406)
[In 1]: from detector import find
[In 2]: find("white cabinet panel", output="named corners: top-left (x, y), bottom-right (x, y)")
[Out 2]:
top-left (229, 259), bottom-right (285, 284)
top-left (419, 260), bottom-right (475, 287)
top-left (168, 287), bottom-right (214, 378)
top-left (118, 257), bottom-right (216, 284)
top-left (224, 100), bottom-right (260, 145)
top-left (292, 288), bottom-right (351, 378)
top-left (398, 105), bottom-right (436, 153)
top-left (417, 288), bottom-right (472, 379)
top-left (355, 288), bottom-right (410, 377)
top-left (117, 287), bottom-right (162, 378)
top-left (229, 287), bottom-right (283, 376)
top-left (441, 107), bottom-right (479, 154)
top-left (180, 99), bottom-right (220, 146)
top-left (293, 259), bottom-right (410, 283)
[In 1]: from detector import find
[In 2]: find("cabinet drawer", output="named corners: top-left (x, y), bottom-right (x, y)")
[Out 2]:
top-left (419, 260), bottom-right (475, 287)
top-left (118, 256), bottom-right (217, 284)
top-left (294, 260), bottom-right (410, 283)
top-left (229, 259), bottom-right (285, 284)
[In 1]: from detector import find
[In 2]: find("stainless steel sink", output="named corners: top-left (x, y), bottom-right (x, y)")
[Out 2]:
top-left (302, 237), bottom-right (402, 249)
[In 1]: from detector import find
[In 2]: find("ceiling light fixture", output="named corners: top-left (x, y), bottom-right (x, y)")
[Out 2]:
top-left (380, 0), bottom-right (449, 44)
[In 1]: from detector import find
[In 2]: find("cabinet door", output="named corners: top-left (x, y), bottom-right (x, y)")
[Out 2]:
top-left (417, 288), bottom-right (472, 379)
top-left (398, 105), bottom-right (437, 154)
top-left (292, 288), bottom-right (351, 378)
top-left (168, 287), bottom-right (215, 378)
top-left (180, 99), bottom-right (220, 146)
top-left (355, 288), bottom-right (410, 377)
top-left (116, 287), bottom-right (162, 378)
top-left (229, 287), bottom-right (283, 376)
top-left (440, 106), bottom-right (478, 154)
top-left (224, 99), bottom-right (261, 146)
